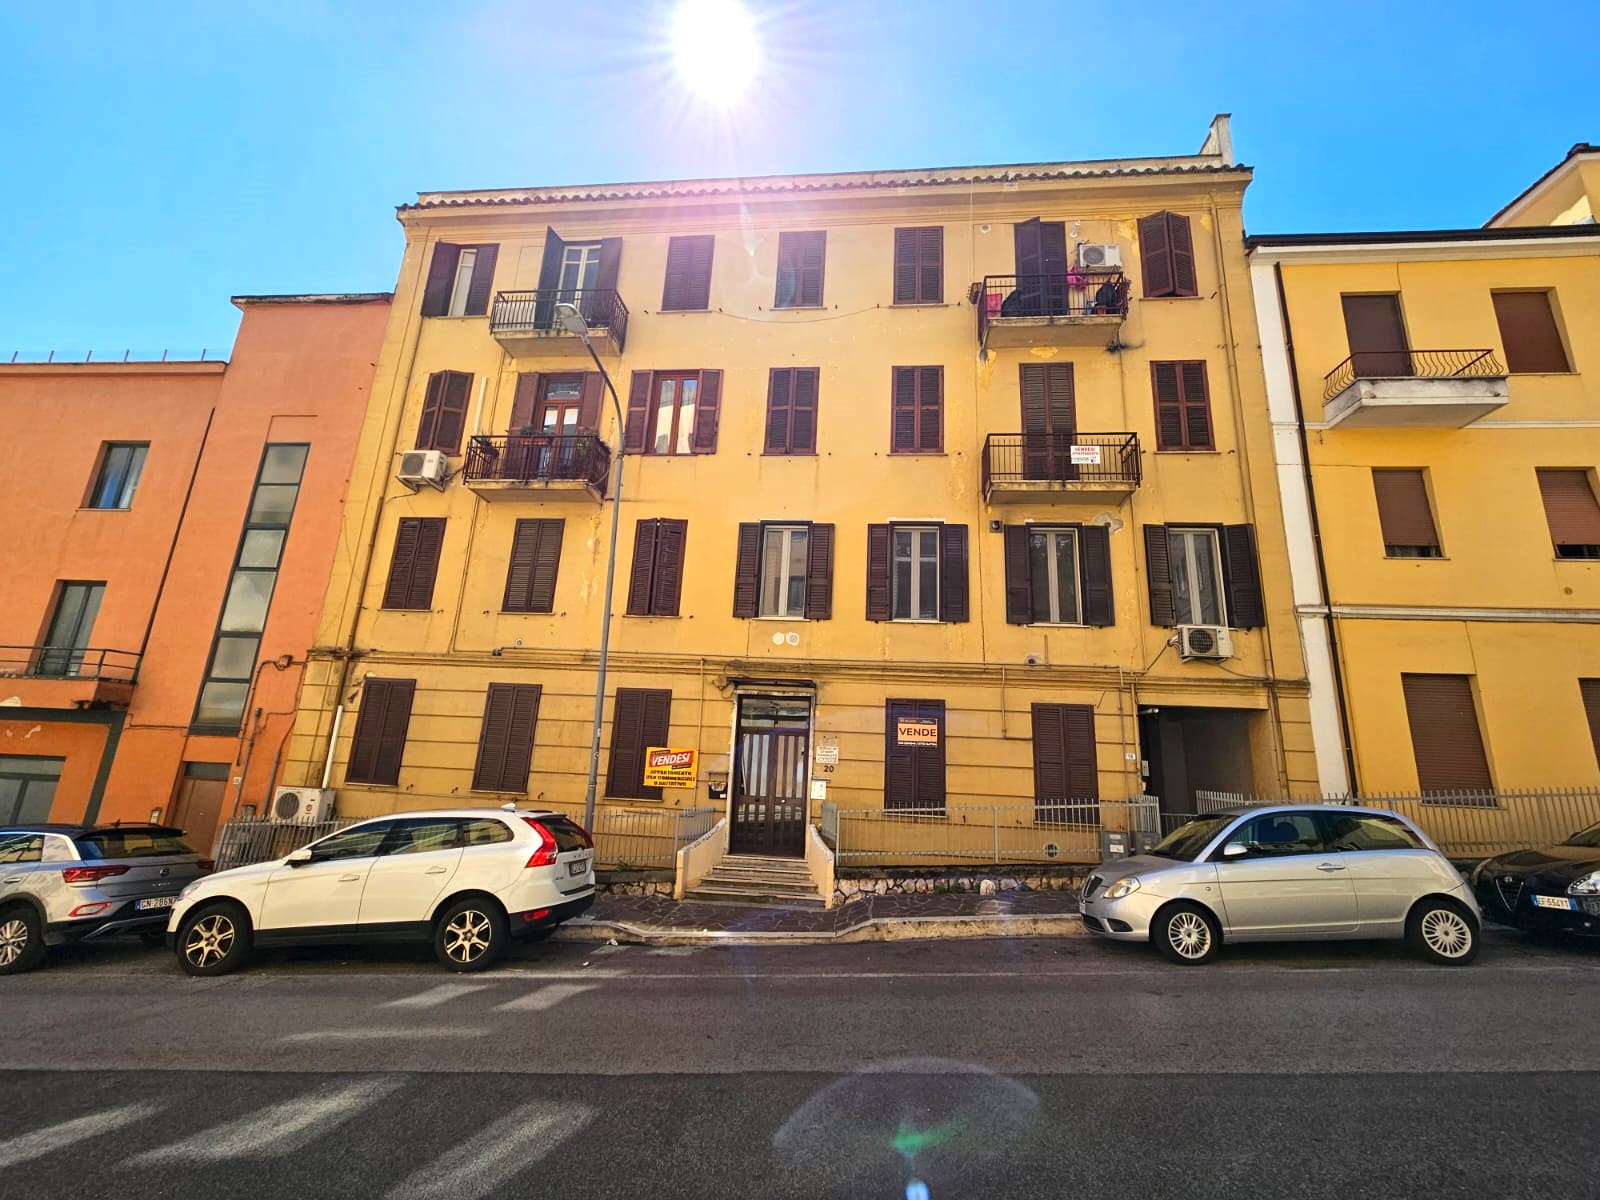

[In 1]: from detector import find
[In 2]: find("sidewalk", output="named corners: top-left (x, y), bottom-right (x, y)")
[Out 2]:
top-left (564, 888), bottom-right (1085, 945)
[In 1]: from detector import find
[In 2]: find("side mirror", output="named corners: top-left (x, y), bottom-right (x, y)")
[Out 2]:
top-left (1222, 841), bottom-right (1249, 858)
top-left (286, 847), bottom-right (313, 867)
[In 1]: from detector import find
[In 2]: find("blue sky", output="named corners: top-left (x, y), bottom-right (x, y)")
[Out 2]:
top-left (4, 0), bottom-right (1596, 356)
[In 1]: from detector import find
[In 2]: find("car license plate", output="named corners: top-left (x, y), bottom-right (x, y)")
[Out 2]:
top-left (1532, 894), bottom-right (1576, 911)
top-left (136, 896), bottom-right (176, 911)
top-left (568, 860), bottom-right (588, 877)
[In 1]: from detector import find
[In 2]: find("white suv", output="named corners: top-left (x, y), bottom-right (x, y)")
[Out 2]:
top-left (167, 808), bottom-right (595, 976)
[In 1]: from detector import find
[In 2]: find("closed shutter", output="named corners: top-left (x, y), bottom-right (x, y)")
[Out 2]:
top-left (1144, 524), bottom-right (1177, 626)
top-left (346, 678), bottom-right (415, 786)
top-left (891, 367), bottom-right (941, 452)
top-left (1536, 469), bottom-right (1600, 551)
top-left (918, 367), bottom-right (942, 451)
top-left (1402, 674), bottom-right (1493, 794)
top-left (1138, 212), bottom-right (1196, 299)
top-left (503, 519), bottom-right (563, 613)
top-left (866, 524), bottom-right (892, 621)
top-left (765, 368), bottom-right (819, 454)
top-left (691, 370), bottom-right (722, 453)
top-left (416, 372), bottom-right (445, 450)
top-left (893, 227), bottom-right (942, 304)
top-left (891, 367), bottom-right (918, 452)
top-left (791, 367), bottom-right (819, 454)
top-left (1003, 525), bottom-right (1032, 624)
top-left (775, 231), bottom-right (825, 307)
top-left (1014, 217), bottom-right (1043, 282)
top-left (884, 699), bottom-right (945, 812)
top-left (805, 523), bottom-right (835, 620)
top-left (653, 519), bottom-right (687, 617)
top-left (463, 244), bottom-right (498, 316)
top-left (732, 523), bottom-right (761, 618)
top-left (578, 373), bottom-right (604, 431)
top-left (510, 373), bottom-right (541, 433)
top-left (1580, 679), bottom-right (1600, 770)
top-left (417, 371), bottom-right (472, 454)
top-left (624, 372), bottom-right (652, 453)
top-left (382, 518), bottom-right (445, 610)
top-left (1151, 362), bottom-right (1213, 451)
top-left (1372, 470), bottom-right (1440, 553)
top-left (939, 524), bottom-right (969, 623)
top-left (1020, 363), bottom-right (1075, 477)
top-left (472, 683), bottom-right (541, 793)
top-left (1032, 703), bottom-right (1099, 817)
top-left (626, 520), bottom-right (659, 616)
top-left (1222, 524), bottom-right (1265, 629)
top-left (1493, 292), bottom-right (1569, 373)
top-left (1342, 295), bottom-right (1412, 378)
top-left (661, 234), bottom-right (714, 311)
top-left (1078, 524), bottom-right (1114, 627)
top-left (420, 243), bottom-right (460, 316)
top-left (1167, 214), bottom-right (1197, 297)
top-left (607, 687), bottom-right (671, 800)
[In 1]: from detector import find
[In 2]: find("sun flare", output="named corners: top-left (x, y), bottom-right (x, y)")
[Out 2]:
top-left (670, 0), bottom-right (761, 103)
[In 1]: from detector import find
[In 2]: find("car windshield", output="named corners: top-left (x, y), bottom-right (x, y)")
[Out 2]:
top-left (1563, 821), bottom-right (1600, 848)
top-left (76, 830), bottom-right (196, 859)
top-left (1148, 814), bottom-right (1234, 861)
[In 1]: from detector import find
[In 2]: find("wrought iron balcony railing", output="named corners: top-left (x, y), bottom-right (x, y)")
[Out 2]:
top-left (976, 271), bottom-right (1129, 341)
top-left (463, 433), bottom-right (611, 491)
top-left (0, 645), bottom-right (141, 683)
top-left (1322, 348), bottom-right (1505, 402)
top-left (489, 289), bottom-right (629, 352)
top-left (981, 432), bottom-right (1142, 491)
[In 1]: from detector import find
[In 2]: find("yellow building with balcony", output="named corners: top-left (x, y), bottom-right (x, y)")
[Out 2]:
top-left (1248, 143), bottom-right (1600, 805)
top-left (284, 115), bottom-right (1318, 879)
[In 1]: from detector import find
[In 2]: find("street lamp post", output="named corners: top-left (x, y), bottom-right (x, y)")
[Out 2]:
top-left (554, 303), bottom-right (624, 832)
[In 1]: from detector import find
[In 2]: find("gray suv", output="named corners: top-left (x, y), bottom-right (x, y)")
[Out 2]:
top-left (0, 824), bottom-right (210, 974)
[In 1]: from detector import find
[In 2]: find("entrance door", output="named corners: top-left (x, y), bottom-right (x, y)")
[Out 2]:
top-left (1020, 363), bottom-right (1077, 481)
top-left (1341, 294), bottom-right (1412, 378)
top-left (171, 763), bottom-right (229, 852)
top-left (729, 696), bottom-right (810, 857)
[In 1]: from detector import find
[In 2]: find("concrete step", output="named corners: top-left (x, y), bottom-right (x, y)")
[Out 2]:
top-left (698, 875), bottom-right (820, 896)
top-left (706, 865), bottom-right (815, 881)
top-left (682, 882), bottom-right (827, 909)
top-left (719, 856), bottom-right (810, 870)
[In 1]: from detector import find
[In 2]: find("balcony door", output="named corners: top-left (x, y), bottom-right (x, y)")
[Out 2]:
top-left (1342, 294), bottom-right (1412, 379)
top-left (1020, 363), bottom-right (1077, 481)
top-left (38, 582), bottom-right (104, 677)
top-left (1014, 218), bottom-right (1069, 317)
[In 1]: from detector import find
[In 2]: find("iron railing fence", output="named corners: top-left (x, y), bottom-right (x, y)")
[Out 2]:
top-left (490, 289), bottom-right (629, 352)
top-left (1189, 788), bottom-right (1600, 861)
top-left (213, 818), bottom-right (355, 871)
top-left (463, 433), bottom-right (611, 491)
top-left (976, 271), bottom-right (1129, 342)
top-left (1322, 348), bottom-right (1504, 401)
top-left (821, 798), bottom-right (1160, 866)
top-left (981, 432), bottom-right (1141, 492)
top-left (0, 645), bottom-right (142, 683)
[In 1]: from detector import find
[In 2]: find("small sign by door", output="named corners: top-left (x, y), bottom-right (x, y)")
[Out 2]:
top-left (896, 719), bottom-right (939, 747)
top-left (814, 737), bottom-right (839, 766)
top-left (643, 747), bottom-right (697, 787)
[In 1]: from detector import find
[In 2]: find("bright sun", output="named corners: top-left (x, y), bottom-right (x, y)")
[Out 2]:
top-left (671, 0), bottom-right (761, 103)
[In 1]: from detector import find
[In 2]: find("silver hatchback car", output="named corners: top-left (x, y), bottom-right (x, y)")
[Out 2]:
top-left (1079, 805), bottom-right (1482, 965)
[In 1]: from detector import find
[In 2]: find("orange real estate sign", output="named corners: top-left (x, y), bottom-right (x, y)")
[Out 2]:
top-left (643, 746), bottom-right (698, 787)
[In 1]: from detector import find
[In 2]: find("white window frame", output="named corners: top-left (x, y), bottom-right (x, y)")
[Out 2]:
top-left (559, 243), bottom-right (602, 296)
top-left (1029, 527), bottom-right (1081, 625)
top-left (447, 247), bottom-right (478, 317)
top-left (1168, 526), bottom-right (1227, 626)
top-left (759, 525), bottom-right (810, 619)
top-left (891, 525), bottom-right (941, 622)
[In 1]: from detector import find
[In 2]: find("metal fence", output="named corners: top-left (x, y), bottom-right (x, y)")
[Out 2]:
top-left (587, 805), bottom-right (718, 870)
top-left (213, 818), bottom-right (353, 871)
top-left (489, 288), bottom-right (630, 352)
top-left (980, 432), bottom-right (1141, 492)
top-left (1190, 788), bottom-right (1600, 860)
top-left (463, 433), bottom-right (611, 491)
top-left (1322, 348), bottom-right (1503, 401)
top-left (0, 645), bottom-right (143, 682)
top-left (976, 271), bottom-right (1130, 342)
top-left (821, 798), bottom-right (1159, 866)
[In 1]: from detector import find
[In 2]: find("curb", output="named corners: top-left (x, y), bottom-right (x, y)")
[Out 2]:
top-left (561, 911), bottom-right (1088, 946)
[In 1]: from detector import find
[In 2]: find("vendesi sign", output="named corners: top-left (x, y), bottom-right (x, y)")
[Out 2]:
top-left (642, 747), bottom-right (697, 787)
top-left (1069, 444), bottom-right (1103, 466)
top-left (895, 719), bottom-right (939, 747)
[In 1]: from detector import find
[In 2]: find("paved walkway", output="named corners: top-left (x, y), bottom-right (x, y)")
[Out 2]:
top-left (566, 888), bottom-right (1084, 945)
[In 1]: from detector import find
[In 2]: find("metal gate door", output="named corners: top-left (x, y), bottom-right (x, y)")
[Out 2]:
top-left (729, 698), bottom-right (810, 857)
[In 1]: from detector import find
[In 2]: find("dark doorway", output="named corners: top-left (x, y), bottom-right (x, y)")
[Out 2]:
top-left (728, 695), bottom-right (810, 857)
top-left (1139, 707), bottom-right (1256, 827)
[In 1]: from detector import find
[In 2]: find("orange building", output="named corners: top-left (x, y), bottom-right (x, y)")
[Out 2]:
top-left (0, 294), bottom-right (389, 849)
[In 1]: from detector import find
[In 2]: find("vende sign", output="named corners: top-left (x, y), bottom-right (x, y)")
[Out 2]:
top-left (896, 719), bottom-right (939, 747)
top-left (643, 746), bottom-right (697, 787)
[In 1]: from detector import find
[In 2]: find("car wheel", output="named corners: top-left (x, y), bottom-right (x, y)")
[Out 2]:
top-left (435, 896), bottom-right (507, 972)
top-left (0, 905), bottom-right (46, 975)
top-left (1154, 902), bottom-right (1221, 965)
top-left (177, 902), bottom-right (253, 977)
top-left (1406, 898), bottom-right (1479, 965)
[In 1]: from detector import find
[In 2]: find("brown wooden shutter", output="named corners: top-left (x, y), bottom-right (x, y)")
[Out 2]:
top-left (421, 243), bottom-right (459, 316)
top-left (892, 229), bottom-right (918, 304)
top-left (1372, 469), bottom-right (1440, 553)
top-left (594, 237), bottom-right (623, 297)
top-left (510, 373), bottom-right (541, 433)
top-left (732, 523), bottom-right (761, 618)
top-left (425, 371), bottom-right (471, 455)
top-left (891, 367), bottom-right (918, 452)
top-left (1223, 524), bottom-right (1265, 629)
top-left (1144, 524), bottom-right (1177, 626)
top-left (1014, 218), bottom-right (1043, 282)
top-left (1537, 469), bottom-right (1600, 550)
top-left (691, 370), bottom-right (721, 453)
top-left (472, 683), bottom-right (541, 793)
top-left (1151, 362), bottom-right (1184, 450)
top-left (661, 234), bottom-right (714, 311)
top-left (1342, 294), bottom-right (1412, 378)
top-left (346, 678), bottom-right (415, 786)
top-left (791, 368), bottom-right (819, 453)
top-left (1167, 214), bottom-right (1197, 297)
top-left (775, 231), bottom-right (825, 307)
top-left (607, 687), bottom-right (671, 800)
top-left (1078, 524), bottom-right (1114, 626)
top-left (536, 229), bottom-right (564, 291)
top-left (918, 367), bottom-right (943, 452)
top-left (866, 524), bottom-right (892, 621)
top-left (626, 519), bottom-right (658, 616)
top-left (1152, 362), bottom-right (1211, 450)
top-left (503, 518), bottom-right (563, 613)
top-left (463, 244), bottom-right (498, 316)
top-left (382, 517), bottom-right (445, 610)
top-left (1138, 214), bottom-right (1173, 298)
top-left (624, 371), bottom-right (652, 452)
top-left (765, 370), bottom-right (793, 453)
top-left (939, 523), bottom-right (969, 623)
top-left (893, 227), bottom-right (942, 303)
top-left (1580, 679), bottom-right (1600, 769)
top-left (805, 523), bottom-right (834, 620)
top-left (651, 518), bottom-right (688, 616)
top-left (577, 373), bottom-right (604, 432)
top-left (1493, 291), bottom-right (1569, 373)
top-left (1032, 703), bottom-right (1099, 814)
top-left (1003, 525), bottom-right (1032, 624)
top-left (416, 372), bottom-right (445, 449)
top-left (884, 699), bottom-right (946, 812)
top-left (1401, 673), bottom-right (1493, 794)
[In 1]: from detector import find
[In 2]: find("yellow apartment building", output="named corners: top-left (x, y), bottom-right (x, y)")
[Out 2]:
top-left (1248, 143), bottom-right (1600, 800)
top-left (284, 115), bottom-right (1318, 869)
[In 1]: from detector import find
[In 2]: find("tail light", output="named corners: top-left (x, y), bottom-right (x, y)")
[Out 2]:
top-left (522, 818), bottom-right (559, 868)
top-left (63, 865), bottom-right (130, 884)
top-left (69, 902), bottom-right (112, 918)
top-left (197, 859), bottom-right (215, 872)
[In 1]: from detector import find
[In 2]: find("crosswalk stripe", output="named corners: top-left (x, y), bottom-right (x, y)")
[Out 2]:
top-left (381, 982), bottom-right (494, 1009)
top-left (384, 1101), bottom-right (595, 1200)
top-left (493, 983), bottom-right (598, 1012)
top-left (281, 1027), bottom-right (489, 1043)
top-left (126, 1077), bottom-right (403, 1164)
top-left (0, 1103), bottom-right (159, 1169)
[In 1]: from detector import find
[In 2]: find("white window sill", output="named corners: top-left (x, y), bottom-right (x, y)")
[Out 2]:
top-left (1028, 621), bottom-right (1088, 628)
top-left (890, 618), bottom-right (945, 625)
top-left (753, 615), bottom-right (807, 622)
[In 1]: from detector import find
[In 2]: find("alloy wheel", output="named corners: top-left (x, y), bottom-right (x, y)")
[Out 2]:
top-left (1168, 911), bottom-right (1212, 960)
top-left (1419, 908), bottom-right (1472, 959)
top-left (0, 919), bottom-right (28, 967)
top-left (185, 914), bottom-right (236, 968)
top-left (443, 910), bottom-right (492, 964)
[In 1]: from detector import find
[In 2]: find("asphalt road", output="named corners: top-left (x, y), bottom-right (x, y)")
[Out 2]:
top-left (1, 929), bottom-right (1598, 1199)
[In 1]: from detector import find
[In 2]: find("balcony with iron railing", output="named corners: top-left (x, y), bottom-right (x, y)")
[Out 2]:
top-left (489, 289), bottom-right (628, 357)
top-left (1321, 348), bottom-right (1508, 427)
top-left (462, 432), bottom-right (611, 502)
top-left (974, 272), bottom-right (1130, 350)
top-left (981, 432), bottom-right (1142, 503)
top-left (0, 645), bottom-right (141, 708)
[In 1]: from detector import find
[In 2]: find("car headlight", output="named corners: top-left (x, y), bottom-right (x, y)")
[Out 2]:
top-left (1569, 872), bottom-right (1600, 896)
top-left (1104, 877), bottom-right (1141, 900)
top-left (178, 880), bottom-right (204, 901)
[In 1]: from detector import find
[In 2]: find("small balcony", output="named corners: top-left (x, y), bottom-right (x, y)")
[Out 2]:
top-left (975, 273), bottom-right (1130, 350)
top-left (981, 433), bottom-right (1142, 504)
top-left (0, 646), bottom-right (140, 709)
top-left (462, 433), bottom-right (611, 502)
top-left (489, 289), bottom-right (629, 357)
top-left (1322, 349), bottom-right (1508, 427)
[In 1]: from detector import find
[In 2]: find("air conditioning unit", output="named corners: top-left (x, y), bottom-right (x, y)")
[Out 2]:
top-left (271, 787), bottom-right (335, 825)
top-left (396, 449), bottom-right (449, 490)
top-left (1076, 242), bottom-right (1123, 271)
top-left (1177, 624), bottom-right (1234, 661)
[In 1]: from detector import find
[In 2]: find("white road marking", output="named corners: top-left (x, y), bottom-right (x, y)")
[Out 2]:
top-left (381, 982), bottom-right (493, 1009)
top-left (494, 983), bottom-right (598, 1012)
top-left (127, 1078), bottom-right (403, 1164)
top-left (280, 1027), bottom-right (491, 1042)
top-left (0, 1103), bottom-right (159, 1169)
top-left (384, 1100), bottom-right (595, 1200)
